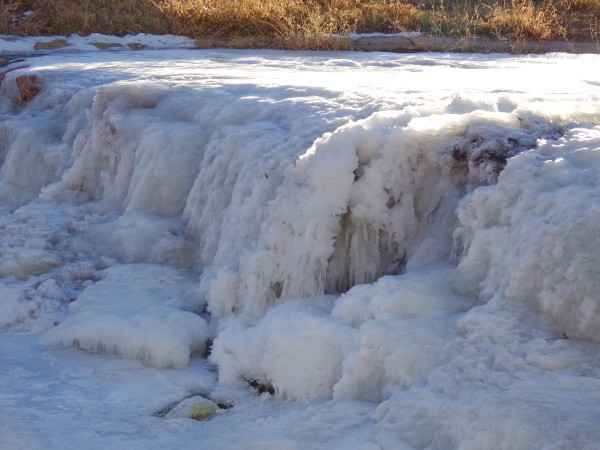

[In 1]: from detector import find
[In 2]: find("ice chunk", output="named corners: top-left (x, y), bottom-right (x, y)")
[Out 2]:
top-left (42, 264), bottom-right (208, 369)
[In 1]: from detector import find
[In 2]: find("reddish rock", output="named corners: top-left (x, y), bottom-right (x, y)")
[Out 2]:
top-left (16, 75), bottom-right (41, 102)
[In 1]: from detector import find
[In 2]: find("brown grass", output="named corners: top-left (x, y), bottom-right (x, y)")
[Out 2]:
top-left (157, 0), bottom-right (422, 49)
top-left (1, 0), bottom-right (598, 50)
top-left (485, 0), bottom-right (564, 41)
top-left (1, 0), bottom-right (169, 36)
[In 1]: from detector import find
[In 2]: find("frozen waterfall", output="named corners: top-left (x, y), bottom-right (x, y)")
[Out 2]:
top-left (1, 50), bottom-right (600, 448)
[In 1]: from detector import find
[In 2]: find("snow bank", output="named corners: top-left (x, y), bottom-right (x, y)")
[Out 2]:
top-left (41, 265), bottom-right (209, 369)
top-left (0, 33), bottom-right (196, 53)
top-left (455, 126), bottom-right (600, 341)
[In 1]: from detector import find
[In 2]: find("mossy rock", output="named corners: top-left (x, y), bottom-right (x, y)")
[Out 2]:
top-left (164, 396), bottom-right (218, 421)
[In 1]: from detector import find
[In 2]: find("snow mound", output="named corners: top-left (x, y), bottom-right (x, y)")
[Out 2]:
top-left (332, 267), bottom-right (473, 402)
top-left (212, 267), bottom-right (473, 402)
top-left (42, 265), bottom-right (209, 369)
top-left (212, 297), bottom-right (352, 402)
top-left (455, 126), bottom-right (600, 341)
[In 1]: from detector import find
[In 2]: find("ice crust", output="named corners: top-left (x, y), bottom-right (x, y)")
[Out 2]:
top-left (1, 49), bottom-right (600, 448)
top-left (41, 265), bottom-right (208, 369)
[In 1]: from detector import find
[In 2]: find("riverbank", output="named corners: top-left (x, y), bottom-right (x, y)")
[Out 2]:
top-left (1, 0), bottom-right (599, 52)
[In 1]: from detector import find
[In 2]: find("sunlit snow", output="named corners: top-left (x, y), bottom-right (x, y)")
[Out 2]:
top-left (1, 43), bottom-right (600, 449)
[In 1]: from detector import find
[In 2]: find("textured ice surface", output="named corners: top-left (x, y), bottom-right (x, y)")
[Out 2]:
top-left (1, 48), bottom-right (600, 449)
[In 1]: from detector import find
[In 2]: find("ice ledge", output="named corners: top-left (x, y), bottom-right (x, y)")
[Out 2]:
top-left (350, 34), bottom-right (600, 54)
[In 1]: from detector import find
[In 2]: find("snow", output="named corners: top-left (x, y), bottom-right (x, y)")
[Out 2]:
top-left (0, 33), bottom-right (196, 53)
top-left (0, 41), bottom-right (599, 449)
top-left (41, 264), bottom-right (209, 369)
top-left (455, 126), bottom-right (600, 341)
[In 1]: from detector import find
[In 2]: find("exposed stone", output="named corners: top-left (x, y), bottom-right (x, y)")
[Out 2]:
top-left (16, 75), bottom-right (41, 102)
top-left (34, 39), bottom-right (69, 51)
top-left (126, 43), bottom-right (145, 51)
top-left (91, 42), bottom-right (123, 50)
top-left (164, 396), bottom-right (219, 421)
top-left (245, 377), bottom-right (275, 395)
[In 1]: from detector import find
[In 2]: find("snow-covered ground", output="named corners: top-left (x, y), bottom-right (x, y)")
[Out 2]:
top-left (1, 40), bottom-right (600, 449)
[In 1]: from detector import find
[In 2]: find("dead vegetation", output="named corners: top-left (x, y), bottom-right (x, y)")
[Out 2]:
top-left (1, 0), bottom-right (598, 50)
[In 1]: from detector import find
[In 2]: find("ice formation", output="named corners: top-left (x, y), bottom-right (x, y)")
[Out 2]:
top-left (41, 265), bottom-right (208, 369)
top-left (455, 126), bottom-right (600, 341)
top-left (1, 48), bottom-right (600, 449)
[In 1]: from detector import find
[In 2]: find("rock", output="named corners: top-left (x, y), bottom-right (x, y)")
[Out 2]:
top-left (16, 75), bottom-right (41, 102)
top-left (245, 377), bottom-right (275, 395)
top-left (91, 42), bottom-right (123, 50)
top-left (164, 396), bottom-right (218, 421)
top-left (126, 43), bottom-right (145, 51)
top-left (34, 40), bottom-right (69, 51)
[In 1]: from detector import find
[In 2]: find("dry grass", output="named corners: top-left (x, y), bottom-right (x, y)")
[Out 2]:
top-left (158, 0), bottom-right (422, 48)
top-left (1, 0), bottom-right (169, 36)
top-left (484, 0), bottom-right (564, 41)
top-left (421, 0), bottom-right (569, 41)
top-left (1, 0), bottom-right (598, 49)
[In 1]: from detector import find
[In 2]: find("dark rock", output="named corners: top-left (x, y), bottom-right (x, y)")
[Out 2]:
top-left (245, 377), bottom-right (275, 395)
top-left (16, 74), bottom-right (41, 102)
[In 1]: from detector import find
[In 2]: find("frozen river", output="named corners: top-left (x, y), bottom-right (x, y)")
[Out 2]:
top-left (1, 45), bottom-right (600, 449)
